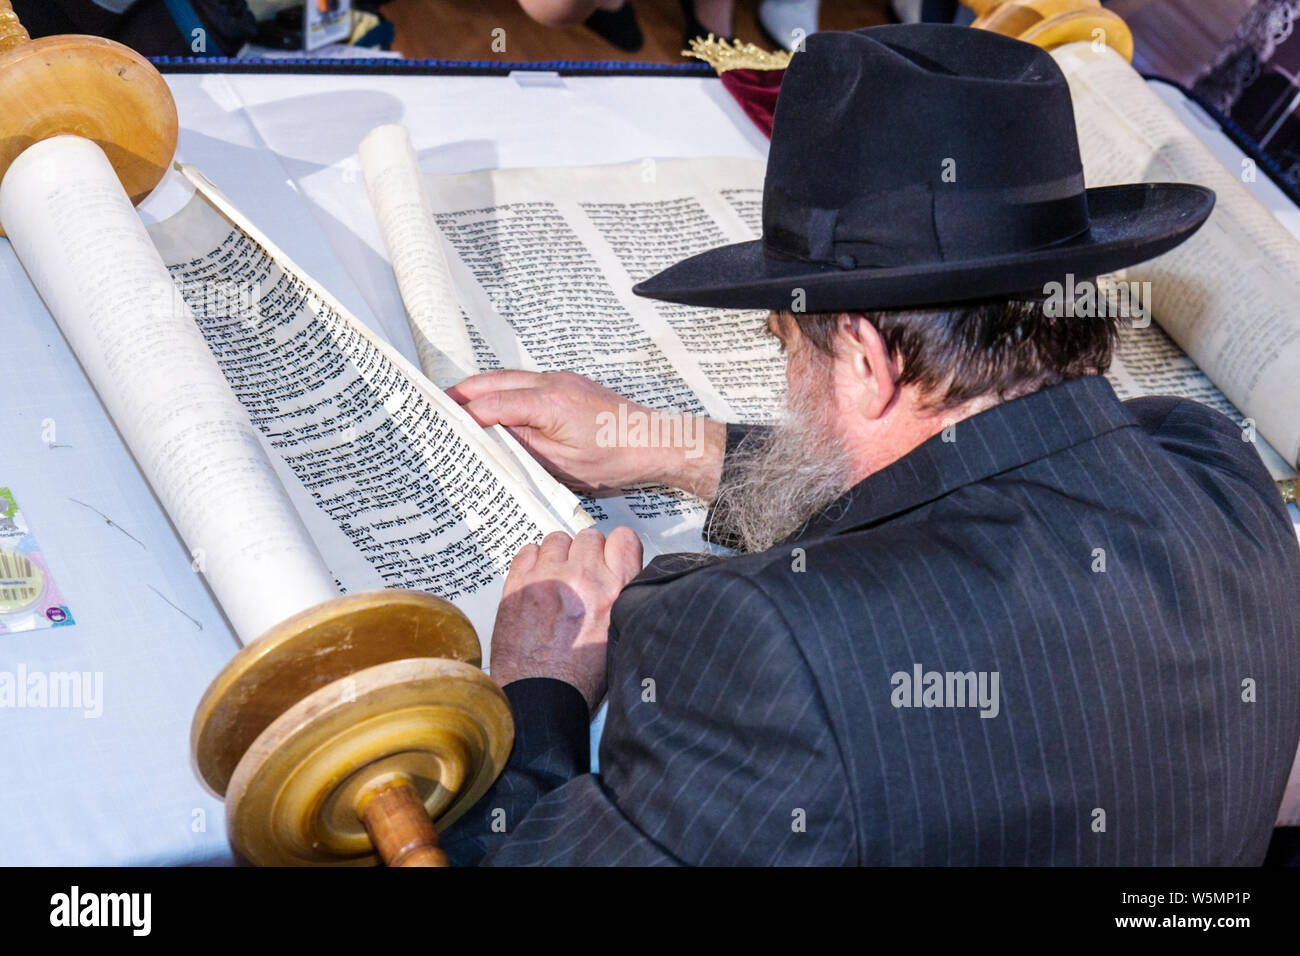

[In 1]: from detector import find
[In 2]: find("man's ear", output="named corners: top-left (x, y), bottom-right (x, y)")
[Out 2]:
top-left (837, 313), bottom-right (897, 420)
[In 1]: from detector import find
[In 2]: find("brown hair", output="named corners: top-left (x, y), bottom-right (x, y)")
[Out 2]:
top-left (782, 298), bottom-right (1118, 411)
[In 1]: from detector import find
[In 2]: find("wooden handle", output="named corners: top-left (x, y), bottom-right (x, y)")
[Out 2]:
top-left (357, 775), bottom-right (448, 868)
top-left (0, 1), bottom-right (30, 55)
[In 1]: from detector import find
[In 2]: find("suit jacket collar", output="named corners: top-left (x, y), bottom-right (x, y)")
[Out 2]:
top-left (627, 375), bottom-right (1137, 593)
top-left (795, 374), bottom-right (1137, 541)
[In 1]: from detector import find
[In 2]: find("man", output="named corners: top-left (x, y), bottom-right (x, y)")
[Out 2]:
top-left (442, 24), bottom-right (1300, 865)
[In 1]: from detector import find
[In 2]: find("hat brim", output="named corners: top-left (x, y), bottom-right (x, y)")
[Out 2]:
top-left (631, 183), bottom-right (1214, 311)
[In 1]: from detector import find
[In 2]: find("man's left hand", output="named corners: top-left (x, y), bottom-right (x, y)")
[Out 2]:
top-left (489, 526), bottom-right (644, 710)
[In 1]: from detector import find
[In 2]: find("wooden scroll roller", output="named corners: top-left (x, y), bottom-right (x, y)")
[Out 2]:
top-left (964, 0), bottom-right (1134, 62)
top-left (0, 3), bottom-right (512, 866)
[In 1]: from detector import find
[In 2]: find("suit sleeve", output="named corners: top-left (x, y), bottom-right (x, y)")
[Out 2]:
top-left (439, 678), bottom-right (590, 867)
top-left (472, 569), bottom-right (857, 865)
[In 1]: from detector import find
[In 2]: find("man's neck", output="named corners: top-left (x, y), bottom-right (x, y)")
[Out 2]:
top-left (840, 389), bottom-right (1005, 488)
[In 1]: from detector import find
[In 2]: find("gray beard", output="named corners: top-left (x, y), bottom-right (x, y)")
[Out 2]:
top-left (710, 378), bottom-right (854, 555)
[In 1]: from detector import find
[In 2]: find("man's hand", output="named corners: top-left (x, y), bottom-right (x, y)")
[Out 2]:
top-left (447, 369), bottom-right (727, 499)
top-left (489, 527), bottom-right (644, 711)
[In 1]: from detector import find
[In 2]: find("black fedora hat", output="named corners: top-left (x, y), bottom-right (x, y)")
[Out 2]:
top-left (633, 24), bottom-right (1214, 312)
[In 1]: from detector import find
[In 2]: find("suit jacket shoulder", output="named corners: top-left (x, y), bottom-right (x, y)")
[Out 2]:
top-left (638, 380), bottom-right (1300, 865)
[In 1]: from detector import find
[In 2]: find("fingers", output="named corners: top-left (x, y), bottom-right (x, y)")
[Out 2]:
top-left (503, 541), bottom-right (541, 595)
top-left (459, 387), bottom-right (555, 430)
top-left (446, 369), bottom-right (548, 404)
top-left (538, 530), bottom-right (573, 562)
top-left (568, 526), bottom-right (607, 564)
top-left (509, 541), bottom-right (540, 576)
top-left (604, 525), bottom-right (644, 584)
top-left (528, 526), bottom-right (640, 581)
top-left (501, 425), bottom-right (567, 464)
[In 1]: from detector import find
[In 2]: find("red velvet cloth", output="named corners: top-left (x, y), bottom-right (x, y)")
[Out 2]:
top-left (719, 68), bottom-right (787, 138)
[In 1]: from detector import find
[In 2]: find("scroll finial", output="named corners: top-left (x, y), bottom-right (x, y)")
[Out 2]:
top-left (0, 1), bottom-right (31, 55)
top-left (683, 34), bottom-right (793, 73)
top-left (968, 0), bottom-right (1134, 62)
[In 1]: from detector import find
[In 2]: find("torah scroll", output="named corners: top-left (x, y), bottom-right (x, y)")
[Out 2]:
top-left (0, 134), bottom-right (589, 659)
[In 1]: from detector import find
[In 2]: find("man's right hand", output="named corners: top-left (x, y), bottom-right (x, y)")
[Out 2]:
top-left (447, 369), bottom-right (726, 500)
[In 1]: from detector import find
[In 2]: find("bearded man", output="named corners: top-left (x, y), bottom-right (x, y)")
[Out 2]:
top-left (440, 24), bottom-right (1300, 865)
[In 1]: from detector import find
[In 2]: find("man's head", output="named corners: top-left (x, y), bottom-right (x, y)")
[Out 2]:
top-left (712, 298), bottom-right (1119, 553)
top-left (637, 25), bottom-right (1213, 553)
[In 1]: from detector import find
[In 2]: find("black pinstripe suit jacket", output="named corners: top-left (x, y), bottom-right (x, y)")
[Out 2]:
top-left (443, 375), bottom-right (1300, 865)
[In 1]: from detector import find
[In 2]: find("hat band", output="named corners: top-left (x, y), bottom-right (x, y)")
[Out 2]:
top-left (763, 176), bottom-right (1091, 270)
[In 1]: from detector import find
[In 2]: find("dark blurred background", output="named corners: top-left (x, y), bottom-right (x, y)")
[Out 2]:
top-left (8, 0), bottom-right (1260, 79)
top-left (17, 1), bottom-right (1294, 191)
